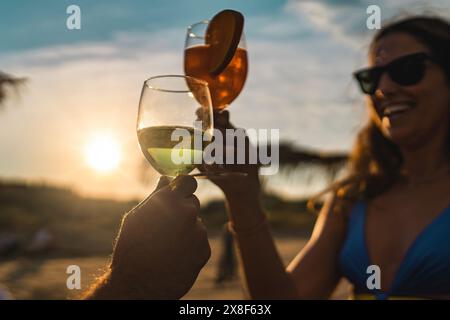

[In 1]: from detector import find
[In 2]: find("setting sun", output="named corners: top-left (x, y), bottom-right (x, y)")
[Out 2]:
top-left (85, 134), bottom-right (122, 173)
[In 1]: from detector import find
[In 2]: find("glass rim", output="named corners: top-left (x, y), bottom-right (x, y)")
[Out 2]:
top-left (186, 20), bottom-right (209, 40)
top-left (144, 75), bottom-right (209, 93)
top-left (186, 19), bottom-right (246, 47)
top-left (187, 20), bottom-right (209, 30)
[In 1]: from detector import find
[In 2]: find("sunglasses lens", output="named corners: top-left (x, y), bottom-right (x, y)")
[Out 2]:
top-left (354, 53), bottom-right (429, 95)
top-left (355, 69), bottom-right (378, 94)
top-left (389, 55), bottom-right (425, 86)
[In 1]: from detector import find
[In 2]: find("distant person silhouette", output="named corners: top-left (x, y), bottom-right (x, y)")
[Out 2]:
top-left (215, 223), bottom-right (236, 285)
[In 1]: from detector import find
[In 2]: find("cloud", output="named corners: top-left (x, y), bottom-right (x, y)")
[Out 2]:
top-left (284, 0), bottom-right (450, 50)
top-left (283, 0), bottom-right (370, 48)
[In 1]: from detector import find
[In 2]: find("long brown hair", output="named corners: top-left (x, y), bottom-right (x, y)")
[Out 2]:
top-left (308, 16), bottom-right (450, 215)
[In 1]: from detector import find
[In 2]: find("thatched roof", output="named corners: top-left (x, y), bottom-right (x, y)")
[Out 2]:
top-left (277, 141), bottom-right (348, 180)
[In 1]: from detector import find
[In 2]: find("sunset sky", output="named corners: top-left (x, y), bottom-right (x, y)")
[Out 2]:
top-left (1, 0), bottom-right (449, 201)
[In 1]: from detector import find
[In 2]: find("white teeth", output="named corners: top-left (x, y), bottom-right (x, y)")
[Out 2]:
top-left (384, 104), bottom-right (412, 116)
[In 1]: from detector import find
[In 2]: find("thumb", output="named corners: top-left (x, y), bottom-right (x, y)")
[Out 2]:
top-left (131, 176), bottom-right (172, 213)
top-left (151, 175), bottom-right (172, 194)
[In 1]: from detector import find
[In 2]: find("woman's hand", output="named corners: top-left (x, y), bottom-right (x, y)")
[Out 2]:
top-left (200, 110), bottom-right (261, 197)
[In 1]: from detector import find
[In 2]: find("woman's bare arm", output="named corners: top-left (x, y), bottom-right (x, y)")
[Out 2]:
top-left (225, 189), bottom-right (298, 299)
top-left (226, 190), bottom-right (348, 299)
top-left (287, 193), bottom-right (348, 298)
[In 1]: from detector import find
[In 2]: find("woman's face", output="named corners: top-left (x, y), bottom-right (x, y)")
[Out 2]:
top-left (368, 32), bottom-right (449, 148)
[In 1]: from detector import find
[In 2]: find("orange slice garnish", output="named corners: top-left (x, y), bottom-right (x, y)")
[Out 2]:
top-left (205, 9), bottom-right (244, 77)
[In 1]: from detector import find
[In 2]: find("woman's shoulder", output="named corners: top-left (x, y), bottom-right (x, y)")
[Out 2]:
top-left (320, 191), bottom-right (364, 228)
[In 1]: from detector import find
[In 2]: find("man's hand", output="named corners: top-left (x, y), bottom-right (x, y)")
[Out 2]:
top-left (85, 175), bottom-right (210, 299)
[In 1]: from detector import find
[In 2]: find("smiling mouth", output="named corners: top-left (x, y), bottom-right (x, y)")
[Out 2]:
top-left (381, 103), bottom-right (415, 119)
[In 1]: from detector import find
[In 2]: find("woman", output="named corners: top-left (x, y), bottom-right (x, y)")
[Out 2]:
top-left (207, 16), bottom-right (450, 299)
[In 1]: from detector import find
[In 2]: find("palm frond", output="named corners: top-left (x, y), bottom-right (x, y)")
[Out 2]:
top-left (0, 71), bottom-right (26, 107)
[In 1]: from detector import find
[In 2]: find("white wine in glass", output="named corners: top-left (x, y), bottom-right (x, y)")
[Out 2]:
top-left (138, 125), bottom-right (206, 176)
top-left (137, 75), bottom-right (213, 177)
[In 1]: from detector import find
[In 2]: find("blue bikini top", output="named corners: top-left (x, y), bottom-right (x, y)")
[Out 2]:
top-left (339, 201), bottom-right (450, 299)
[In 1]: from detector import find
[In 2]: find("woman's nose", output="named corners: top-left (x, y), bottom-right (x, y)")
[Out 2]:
top-left (374, 72), bottom-right (400, 99)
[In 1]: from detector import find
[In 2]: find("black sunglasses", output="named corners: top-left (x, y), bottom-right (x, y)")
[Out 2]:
top-left (353, 52), bottom-right (435, 95)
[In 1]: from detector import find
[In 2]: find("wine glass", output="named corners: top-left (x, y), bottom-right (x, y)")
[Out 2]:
top-left (184, 20), bottom-right (248, 110)
top-left (137, 75), bottom-right (214, 178)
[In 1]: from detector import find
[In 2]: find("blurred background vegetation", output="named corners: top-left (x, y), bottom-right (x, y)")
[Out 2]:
top-left (0, 180), bottom-right (318, 258)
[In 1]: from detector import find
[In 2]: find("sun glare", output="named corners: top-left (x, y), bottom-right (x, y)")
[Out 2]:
top-left (85, 134), bottom-right (121, 173)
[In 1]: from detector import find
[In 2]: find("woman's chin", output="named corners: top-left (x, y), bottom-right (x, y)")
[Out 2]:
top-left (380, 116), bottom-right (417, 145)
top-left (382, 126), bottom-right (415, 147)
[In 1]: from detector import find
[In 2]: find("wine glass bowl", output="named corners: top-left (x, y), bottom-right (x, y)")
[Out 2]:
top-left (137, 75), bottom-right (213, 177)
top-left (184, 20), bottom-right (248, 110)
